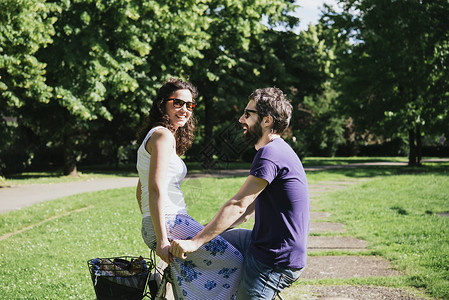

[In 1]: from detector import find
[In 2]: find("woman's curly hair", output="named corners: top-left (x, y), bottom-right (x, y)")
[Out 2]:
top-left (137, 78), bottom-right (198, 155)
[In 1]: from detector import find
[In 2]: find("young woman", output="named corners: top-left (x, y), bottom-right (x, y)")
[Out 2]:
top-left (136, 78), bottom-right (242, 299)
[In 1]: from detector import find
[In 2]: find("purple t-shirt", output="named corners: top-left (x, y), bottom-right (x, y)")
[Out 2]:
top-left (249, 138), bottom-right (309, 269)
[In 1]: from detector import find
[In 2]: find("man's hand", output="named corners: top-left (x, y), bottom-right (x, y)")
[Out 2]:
top-left (170, 240), bottom-right (201, 259)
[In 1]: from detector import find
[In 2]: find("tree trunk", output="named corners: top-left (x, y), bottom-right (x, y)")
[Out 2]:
top-left (408, 125), bottom-right (423, 166)
top-left (408, 128), bottom-right (417, 166)
top-left (416, 124), bottom-right (422, 166)
top-left (63, 141), bottom-right (78, 176)
top-left (62, 111), bottom-right (78, 177)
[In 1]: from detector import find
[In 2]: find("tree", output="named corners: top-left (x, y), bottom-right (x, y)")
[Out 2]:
top-left (2, 0), bottom-right (342, 173)
top-left (244, 23), bottom-right (348, 157)
top-left (2, 0), bottom-right (302, 174)
top-left (0, 0), bottom-right (55, 174)
top-left (36, 0), bottom-right (214, 175)
top-left (35, 1), bottom-right (152, 175)
top-left (324, 0), bottom-right (449, 165)
top-left (288, 23), bottom-right (349, 157)
top-left (0, 0), bottom-right (54, 110)
top-left (188, 0), bottom-right (299, 147)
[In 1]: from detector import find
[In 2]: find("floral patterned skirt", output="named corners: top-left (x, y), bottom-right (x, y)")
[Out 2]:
top-left (141, 214), bottom-right (243, 300)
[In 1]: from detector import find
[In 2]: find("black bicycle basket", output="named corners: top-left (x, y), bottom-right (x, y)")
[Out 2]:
top-left (87, 255), bottom-right (155, 300)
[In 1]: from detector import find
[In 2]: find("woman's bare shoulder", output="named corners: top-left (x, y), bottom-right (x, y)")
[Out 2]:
top-left (146, 127), bottom-right (174, 151)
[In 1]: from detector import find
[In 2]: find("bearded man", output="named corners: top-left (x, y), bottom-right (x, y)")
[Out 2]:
top-left (170, 87), bottom-right (310, 300)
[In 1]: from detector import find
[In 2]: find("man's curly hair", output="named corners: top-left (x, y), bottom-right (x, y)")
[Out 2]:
top-left (249, 87), bottom-right (292, 134)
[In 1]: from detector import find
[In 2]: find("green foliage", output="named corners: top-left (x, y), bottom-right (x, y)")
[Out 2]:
top-left (0, 0), bottom-right (56, 174)
top-left (188, 0), bottom-right (301, 145)
top-left (287, 24), bottom-right (348, 157)
top-left (5, 0), bottom-right (448, 173)
top-left (0, 0), bottom-right (54, 108)
top-left (1, 0), bottom-right (309, 174)
top-left (324, 0), bottom-right (449, 160)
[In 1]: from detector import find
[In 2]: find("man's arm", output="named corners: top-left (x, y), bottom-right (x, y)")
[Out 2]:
top-left (228, 201), bottom-right (255, 229)
top-left (170, 175), bottom-right (267, 259)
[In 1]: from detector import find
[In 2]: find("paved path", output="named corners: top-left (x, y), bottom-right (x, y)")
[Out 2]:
top-left (0, 177), bottom-right (139, 214)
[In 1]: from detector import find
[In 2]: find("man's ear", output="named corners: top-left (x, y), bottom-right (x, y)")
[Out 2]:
top-left (262, 115), bottom-right (274, 128)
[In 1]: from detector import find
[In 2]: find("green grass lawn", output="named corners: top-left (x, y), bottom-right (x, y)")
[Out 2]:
top-left (0, 188), bottom-right (146, 299)
top-left (0, 159), bottom-right (448, 299)
top-left (316, 173), bottom-right (449, 299)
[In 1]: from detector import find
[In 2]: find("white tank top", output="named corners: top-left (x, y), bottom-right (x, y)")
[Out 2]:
top-left (136, 126), bottom-right (187, 218)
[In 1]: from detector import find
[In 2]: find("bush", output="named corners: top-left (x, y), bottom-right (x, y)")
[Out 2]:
top-left (421, 146), bottom-right (449, 157)
top-left (0, 120), bottom-right (32, 175)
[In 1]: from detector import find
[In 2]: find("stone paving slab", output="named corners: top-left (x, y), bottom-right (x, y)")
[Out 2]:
top-left (311, 180), bottom-right (364, 185)
top-left (308, 236), bottom-right (367, 251)
top-left (309, 185), bottom-right (353, 191)
top-left (309, 181), bottom-right (363, 187)
top-left (301, 256), bottom-right (401, 279)
top-left (310, 222), bottom-right (346, 233)
top-left (281, 285), bottom-right (428, 300)
top-left (310, 285), bottom-right (429, 300)
top-left (309, 191), bottom-right (324, 196)
top-left (310, 211), bottom-right (331, 220)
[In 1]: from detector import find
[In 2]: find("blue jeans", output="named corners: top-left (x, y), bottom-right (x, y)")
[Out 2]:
top-left (220, 229), bottom-right (304, 300)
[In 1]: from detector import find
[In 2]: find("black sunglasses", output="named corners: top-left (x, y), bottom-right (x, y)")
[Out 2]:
top-left (166, 98), bottom-right (197, 111)
top-left (243, 109), bottom-right (258, 119)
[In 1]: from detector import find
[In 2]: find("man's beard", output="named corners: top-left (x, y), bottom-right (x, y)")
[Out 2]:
top-left (242, 121), bottom-right (263, 146)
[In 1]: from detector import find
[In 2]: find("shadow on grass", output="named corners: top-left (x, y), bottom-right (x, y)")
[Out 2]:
top-left (79, 169), bottom-right (138, 177)
top-left (185, 161), bottom-right (252, 173)
top-left (7, 172), bottom-right (63, 180)
top-left (302, 157), bottom-right (407, 166)
top-left (310, 163), bottom-right (449, 178)
top-left (85, 160), bottom-right (448, 178)
top-left (7, 164), bottom-right (138, 180)
top-left (6, 160), bottom-right (448, 180)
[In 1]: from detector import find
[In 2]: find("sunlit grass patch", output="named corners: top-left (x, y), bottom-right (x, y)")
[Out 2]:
top-left (0, 188), bottom-right (147, 299)
top-left (318, 174), bottom-right (449, 299)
